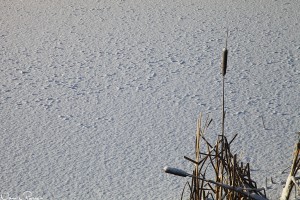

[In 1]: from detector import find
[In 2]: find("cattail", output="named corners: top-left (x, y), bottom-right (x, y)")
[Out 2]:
top-left (163, 166), bottom-right (191, 177)
top-left (222, 48), bottom-right (228, 76)
top-left (222, 29), bottom-right (229, 76)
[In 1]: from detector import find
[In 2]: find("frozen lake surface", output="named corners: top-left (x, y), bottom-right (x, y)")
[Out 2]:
top-left (1, 0), bottom-right (299, 199)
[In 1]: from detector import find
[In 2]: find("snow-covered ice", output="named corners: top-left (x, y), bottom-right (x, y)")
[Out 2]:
top-left (0, 0), bottom-right (299, 199)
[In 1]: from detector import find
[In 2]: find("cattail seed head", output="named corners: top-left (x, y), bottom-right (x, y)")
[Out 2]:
top-left (222, 48), bottom-right (228, 76)
top-left (163, 166), bottom-right (190, 177)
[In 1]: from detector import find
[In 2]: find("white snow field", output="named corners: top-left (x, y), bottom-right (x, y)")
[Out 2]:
top-left (1, 0), bottom-right (299, 199)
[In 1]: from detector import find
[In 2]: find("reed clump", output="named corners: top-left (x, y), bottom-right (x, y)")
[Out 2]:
top-left (177, 113), bottom-right (267, 200)
top-left (163, 32), bottom-right (268, 200)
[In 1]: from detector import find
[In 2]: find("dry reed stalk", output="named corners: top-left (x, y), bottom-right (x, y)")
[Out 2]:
top-left (281, 142), bottom-right (300, 200)
top-left (194, 114), bottom-right (201, 199)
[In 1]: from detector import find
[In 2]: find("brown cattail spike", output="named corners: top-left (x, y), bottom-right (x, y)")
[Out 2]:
top-left (222, 30), bottom-right (229, 76)
top-left (222, 48), bottom-right (228, 76)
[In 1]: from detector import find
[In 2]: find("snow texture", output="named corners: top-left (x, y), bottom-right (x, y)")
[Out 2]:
top-left (0, 0), bottom-right (299, 199)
